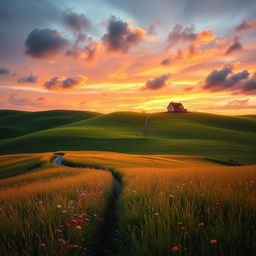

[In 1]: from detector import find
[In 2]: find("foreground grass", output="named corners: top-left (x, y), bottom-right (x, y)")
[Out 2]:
top-left (118, 166), bottom-right (256, 256)
top-left (0, 158), bottom-right (113, 256)
top-left (64, 151), bottom-right (256, 256)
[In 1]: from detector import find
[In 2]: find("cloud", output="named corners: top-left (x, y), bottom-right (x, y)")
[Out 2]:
top-left (226, 98), bottom-right (256, 109)
top-left (202, 65), bottom-right (256, 94)
top-left (62, 10), bottom-right (91, 31)
top-left (102, 16), bottom-right (145, 53)
top-left (197, 29), bottom-right (216, 42)
top-left (143, 74), bottom-right (170, 90)
top-left (236, 19), bottom-right (256, 32)
top-left (225, 37), bottom-right (242, 55)
top-left (242, 75), bottom-right (256, 93)
top-left (166, 24), bottom-right (197, 47)
top-left (17, 73), bottom-right (38, 83)
top-left (161, 58), bottom-right (171, 65)
top-left (8, 93), bottom-right (45, 106)
top-left (166, 25), bottom-right (216, 48)
top-left (66, 37), bottom-right (101, 63)
top-left (44, 75), bottom-right (87, 90)
top-left (0, 67), bottom-right (10, 75)
top-left (25, 28), bottom-right (68, 58)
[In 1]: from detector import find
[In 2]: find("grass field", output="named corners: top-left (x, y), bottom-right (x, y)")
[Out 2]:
top-left (0, 151), bottom-right (255, 255)
top-left (0, 110), bottom-right (256, 164)
top-left (0, 153), bottom-right (113, 256)
top-left (60, 151), bottom-right (256, 256)
top-left (0, 109), bottom-right (256, 255)
top-left (0, 110), bottom-right (100, 140)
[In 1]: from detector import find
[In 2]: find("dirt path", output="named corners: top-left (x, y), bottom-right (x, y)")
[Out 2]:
top-left (52, 153), bottom-right (122, 256)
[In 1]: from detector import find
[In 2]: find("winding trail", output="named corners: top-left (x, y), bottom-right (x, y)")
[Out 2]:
top-left (52, 153), bottom-right (122, 256)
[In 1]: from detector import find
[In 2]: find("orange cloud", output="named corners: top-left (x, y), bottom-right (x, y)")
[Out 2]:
top-left (197, 29), bottom-right (216, 42)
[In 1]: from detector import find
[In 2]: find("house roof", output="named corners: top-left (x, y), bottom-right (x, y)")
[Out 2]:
top-left (168, 102), bottom-right (183, 108)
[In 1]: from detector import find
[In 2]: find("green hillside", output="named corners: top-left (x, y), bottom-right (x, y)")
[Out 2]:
top-left (0, 110), bottom-right (100, 139)
top-left (0, 111), bottom-right (256, 164)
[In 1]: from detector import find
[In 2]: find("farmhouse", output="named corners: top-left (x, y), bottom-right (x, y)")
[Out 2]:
top-left (167, 102), bottom-right (187, 113)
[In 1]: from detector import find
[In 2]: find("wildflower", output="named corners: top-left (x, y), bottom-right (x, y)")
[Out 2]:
top-left (56, 229), bottom-right (62, 233)
top-left (197, 222), bottom-right (205, 227)
top-left (180, 227), bottom-right (185, 230)
top-left (62, 210), bottom-right (67, 213)
top-left (68, 244), bottom-right (79, 248)
top-left (210, 239), bottom-right (217, 244)
top-left (155, 213), bottom-right (159, 216)
top-left (57, 204), bottom-right (62, 208)
top-left (39, 243), bottom-right (45, 248)
top-left (177, 221), bottom-right (183, 226)
top-left (169, 194), bottom-right (175, 198)
top-left (215, 202), bottom-right (221, 206)
top-left (172, 246), bottom-right (179, 252)
top-left (75, 225), bottom-right (82, 230)
top-left (65, 223), bottom-right (71, 228)
top-left (71, 219), bottom-right (78, 224)
top-left (58, 238), bottom-right (67, 244)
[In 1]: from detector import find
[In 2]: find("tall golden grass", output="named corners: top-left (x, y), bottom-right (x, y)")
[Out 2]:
top-left (0, 163), bottom-right (113, 256)
top-left (64, 152), bottom-right (256, 256)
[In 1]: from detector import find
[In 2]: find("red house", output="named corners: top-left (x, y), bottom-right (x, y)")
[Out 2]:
top-left (167, 102), bottom-right (187, 113)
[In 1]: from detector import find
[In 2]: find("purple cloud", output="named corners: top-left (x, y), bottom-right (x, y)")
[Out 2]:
top-left (144, 74), bottom-right (170, 90)
top-left (25, 28), bottom-right (68, 58)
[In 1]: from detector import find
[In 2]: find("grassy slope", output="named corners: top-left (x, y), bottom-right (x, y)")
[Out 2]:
top-left (0, 112), bottom-right (256, 163)
top-left (0, 153), bottom-right (51, 179)
top-left (0, 109), bottom-right (100, 139)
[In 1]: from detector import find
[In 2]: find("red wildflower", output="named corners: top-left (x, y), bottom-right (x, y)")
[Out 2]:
top-left (210, 239), bottom-right (217, 244)
top-left (39, 243), bottom-right (45, 248)
top-left (197, 222), bottom-right (205, 227)
top-left (65, 223), bottom-right (71, 228)
top-left (215, 202), bottom-right (221, 206)
top-left (68, 244), bottom-right (79, 248)
top-left (176, 221), bottom-right (183, 226)
top-left (172, 246), bottom-right (179, 252)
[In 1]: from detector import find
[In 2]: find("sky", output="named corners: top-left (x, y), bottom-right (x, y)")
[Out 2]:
top-left (0, 0), bottom-right (256, 115)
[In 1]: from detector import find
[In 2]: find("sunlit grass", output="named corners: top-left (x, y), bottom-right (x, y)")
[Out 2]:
top-left (64, 151), bottom-right (256, 256)
top-left (0, 159), bottom-right (113, 256)
top-left (0, 153), bottom-right (51, 179)
top-left (117, 166), bottom-right (256, 256)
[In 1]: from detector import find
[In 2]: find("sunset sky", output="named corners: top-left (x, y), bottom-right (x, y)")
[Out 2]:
top-left (1, 0), bottom-right (256, 115)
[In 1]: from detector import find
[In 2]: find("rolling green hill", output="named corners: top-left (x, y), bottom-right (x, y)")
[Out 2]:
top-left (0, 111), bottom-right (256, 164)
top-left (0, 110), bottom-right (100, 139)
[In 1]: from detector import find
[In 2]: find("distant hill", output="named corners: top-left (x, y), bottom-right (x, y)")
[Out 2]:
top-left (0, 110), bottom-right (100, 139)
top-left (0, 111), bottom-right (256, 164)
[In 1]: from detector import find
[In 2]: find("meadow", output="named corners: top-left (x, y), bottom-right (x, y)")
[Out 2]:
top-left (63, 152), bottom-right (256, 255)
top-left (0, 110), bottom-right (256, 255)
top-left (1, 152), bottom-right (254, 255)
top-left (1, 110), bottom-right (256, 164)
top-left (0, 153), bottom-right (113, 256)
